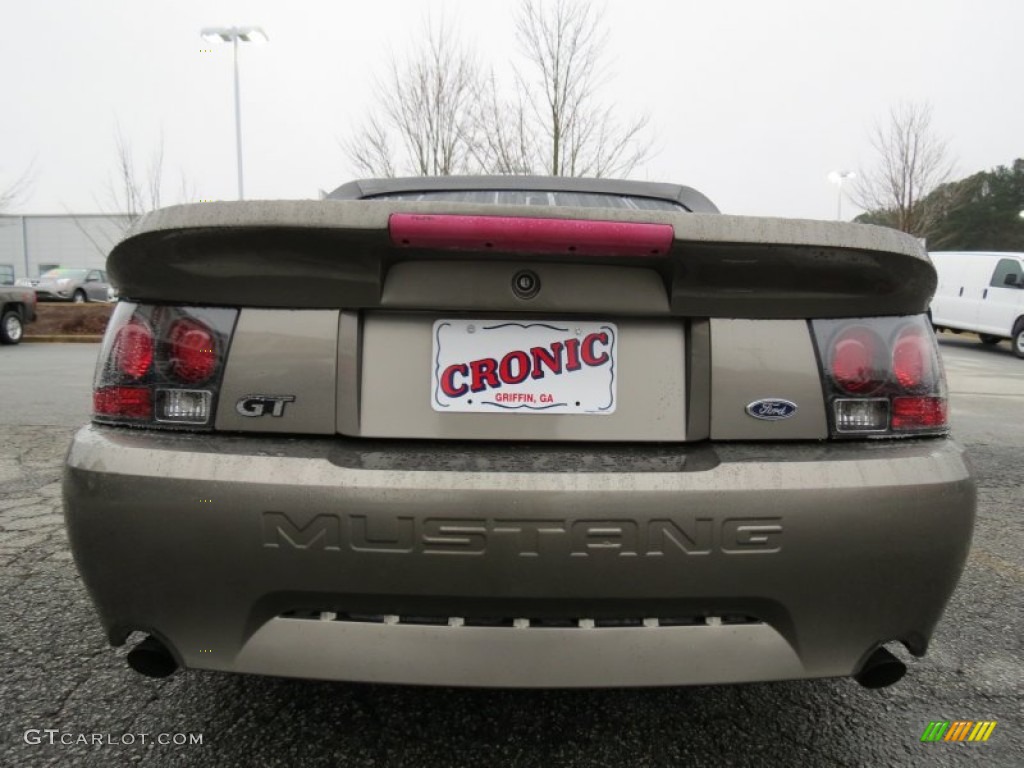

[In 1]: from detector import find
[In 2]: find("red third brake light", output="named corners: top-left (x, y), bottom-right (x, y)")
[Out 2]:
top-left (112, 318), bottom-right (154, 379)
top-left (168, 318), bottom-right (217, 384)
top-left (389, 214), bottom-right (674, 257)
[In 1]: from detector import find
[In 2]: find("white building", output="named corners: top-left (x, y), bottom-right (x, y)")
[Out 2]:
top-left (0, 213), bottom-right (133, 282)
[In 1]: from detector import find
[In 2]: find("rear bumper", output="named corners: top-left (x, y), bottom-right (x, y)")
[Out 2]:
top-left (63, 425), bottom-right (976, 687)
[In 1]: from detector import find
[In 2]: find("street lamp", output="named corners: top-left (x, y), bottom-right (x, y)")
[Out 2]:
top-left (200, 26), bottom-right (268, 200)
top-left (827, 170), bottom-right (856, 221)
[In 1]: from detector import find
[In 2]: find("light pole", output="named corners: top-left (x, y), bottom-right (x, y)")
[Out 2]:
top-left (827, 170), bottom-right (856, 221)
top-left (200, 26), bottom-right (268, 200)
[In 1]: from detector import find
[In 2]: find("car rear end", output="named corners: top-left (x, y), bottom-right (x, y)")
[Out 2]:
top-left (63, 180), bottom-right (975, 688)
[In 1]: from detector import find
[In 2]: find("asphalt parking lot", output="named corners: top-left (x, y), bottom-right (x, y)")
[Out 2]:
top-left (1, 337), bottom-right (1021, 767)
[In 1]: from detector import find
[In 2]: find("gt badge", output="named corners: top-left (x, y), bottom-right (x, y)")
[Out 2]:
top-left (236, 395), bottom-right (296, 417)
top-left (745, 399), bottom-right (798, 421)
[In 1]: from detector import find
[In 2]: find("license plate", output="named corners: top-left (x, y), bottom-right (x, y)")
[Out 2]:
top-left (432, 319), bottom-right (617, 414)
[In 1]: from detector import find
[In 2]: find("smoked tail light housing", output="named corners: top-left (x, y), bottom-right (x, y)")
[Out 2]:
top-left (93, 302), bottom-right (238, 429)
top-left (811, 315), bottom-right (949, 438)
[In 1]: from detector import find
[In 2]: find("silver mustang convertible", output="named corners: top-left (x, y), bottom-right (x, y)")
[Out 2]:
top-left (63, 176), bottom-right (976, 689)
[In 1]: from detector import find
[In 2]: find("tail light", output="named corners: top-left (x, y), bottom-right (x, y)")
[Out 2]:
top-left (93, 302), bottom-right (237, 429)
top-left (829, 326), bottom-right (886, 395)
top-left (812, 315), bottom-right (948, 438)
top-left (891, 325), bottom-right (935, 392)
top-left (93, 386), bottom-right (152, 420)
top-left (168, 318), bottom-right (217, 384)
top-left (112, 318), bottom-right (154, 379)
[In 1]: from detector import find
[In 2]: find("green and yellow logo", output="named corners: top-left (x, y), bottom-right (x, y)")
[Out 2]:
top-left (921, 721), bottom-right (997, 742)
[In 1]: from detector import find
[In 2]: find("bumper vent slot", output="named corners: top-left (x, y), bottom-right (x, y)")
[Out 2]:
top-left (278, 610), bottom-right (763, 628)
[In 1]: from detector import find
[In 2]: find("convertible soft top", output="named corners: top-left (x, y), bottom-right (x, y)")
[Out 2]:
top-left (328, 175), bottom-right (720, 214)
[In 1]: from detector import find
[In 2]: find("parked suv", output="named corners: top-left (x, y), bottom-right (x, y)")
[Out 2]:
top-left (63, 176), bottom-right (976, 689)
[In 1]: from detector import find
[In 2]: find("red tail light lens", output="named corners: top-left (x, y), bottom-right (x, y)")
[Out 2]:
top-left (892, 396), bottom-right (947, 429)
top-left (169, 318), bottom-right (217, 384)
top-left (112, 319), bottom-right (154, 379)
top-left (892, 326), bottom-right (934, 392)
top-left (93, 386), bottom-right (152, 419)
top-left (830, 327), bottom-right (885, 395)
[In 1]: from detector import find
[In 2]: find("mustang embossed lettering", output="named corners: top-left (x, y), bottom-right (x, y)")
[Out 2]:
top-left (260, 512), bottom-right (783, 556)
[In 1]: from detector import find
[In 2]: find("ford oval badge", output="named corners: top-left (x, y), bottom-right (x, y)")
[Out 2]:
top-left (746, 399), bottom-right (798, 420)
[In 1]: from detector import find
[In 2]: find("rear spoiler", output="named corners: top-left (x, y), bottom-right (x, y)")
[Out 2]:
top-left (107, 200), bottom-right (935, 318)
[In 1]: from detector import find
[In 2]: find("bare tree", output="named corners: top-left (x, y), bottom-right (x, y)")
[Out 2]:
top-left (71, 128), bottom-right (191, 259)
top-left (108, 126), bottom-right (166, 220)
top-left (346, 115), bottom-right (397, 178)
top-left (0, 161), bottom-right (36, 212)
top-left (852, 101), bottom-right (956, 237)
top-left (343, 17), bottom-right (481, 177)
top-left (509, 0), bottom-right (651, 177)
top-left (342, 2), bottom-right (651, 179)
top-left (466, 72), bottom-right (536, 175)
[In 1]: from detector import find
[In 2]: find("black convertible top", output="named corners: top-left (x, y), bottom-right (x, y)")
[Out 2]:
top-left (327, 175), bottom-right (719, 214)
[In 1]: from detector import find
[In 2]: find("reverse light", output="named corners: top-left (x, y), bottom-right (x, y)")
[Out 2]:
top-left (156, 389), bottom-right (211, 423)
top-left (833, 399), bottom-right (889, 433)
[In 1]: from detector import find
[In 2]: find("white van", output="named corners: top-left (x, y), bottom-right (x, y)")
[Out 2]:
top-left (929, 251), bottom-right (1024, 358)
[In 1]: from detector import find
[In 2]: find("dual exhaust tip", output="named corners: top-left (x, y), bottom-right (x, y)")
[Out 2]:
top-left (854, 647), bottom-right (907, 689)
top-left (124, 633), bottom-right (907, 688)
top-left (126, 635), bottom-right (178, 679)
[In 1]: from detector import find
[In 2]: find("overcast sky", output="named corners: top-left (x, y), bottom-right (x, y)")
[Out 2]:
top-left (1, 0), bottom-right (1020, 220)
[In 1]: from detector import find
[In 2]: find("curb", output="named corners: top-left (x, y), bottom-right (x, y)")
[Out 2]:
top-left (23, 336), bottom-right (103, 344)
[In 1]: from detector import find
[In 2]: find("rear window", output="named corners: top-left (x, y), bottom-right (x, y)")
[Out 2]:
top-left (42, 268), bottom-right (87, 279)
top-left (368, 190), bottom-right (685, 211)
